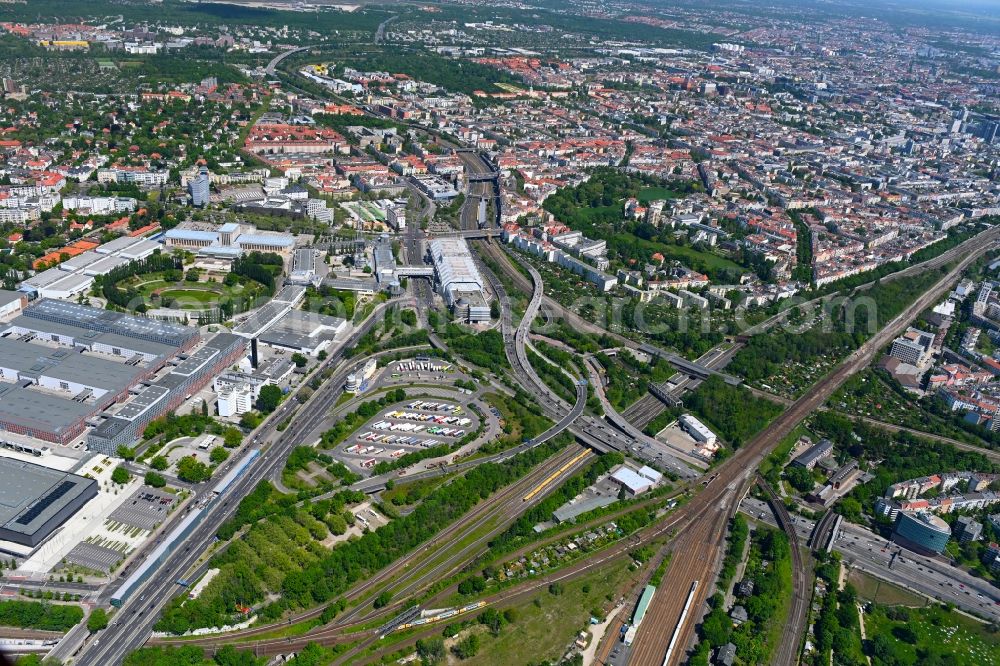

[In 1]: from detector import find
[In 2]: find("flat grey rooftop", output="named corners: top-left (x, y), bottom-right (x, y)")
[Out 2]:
top-left (0, 336), bottom-right (145, 392)
top-left (9, 314), bottom-right (176, 358)
top-left (0, 384), bottom-right (97, 435)
top-left (0, 457), bottom-right (97, 538)
top-left (24, 299), bottom-right (198, 348)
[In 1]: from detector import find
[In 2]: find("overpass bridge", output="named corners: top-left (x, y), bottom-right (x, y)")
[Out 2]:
top-left (468, 172), bottom-right (500, 183)
top-left (431, 228), bottom-right (499, 240)
top-left (637, 343), bottom-right (741, 386)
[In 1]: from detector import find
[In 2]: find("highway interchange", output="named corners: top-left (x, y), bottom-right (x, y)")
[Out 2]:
top-left (46, 128), bottom-right (1000, 666)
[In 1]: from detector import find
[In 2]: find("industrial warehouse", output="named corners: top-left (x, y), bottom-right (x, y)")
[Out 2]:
top-left (0, 299), bottom-right (245, 455)
top-left (0, 457), bottom-right (98, 548)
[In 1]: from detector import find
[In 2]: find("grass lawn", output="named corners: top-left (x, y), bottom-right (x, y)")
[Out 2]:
top-left (157, 288), bottom-right (223, 306)
top-left (470, 559), bottom-right (638, 666)
top-left (638, 186), bottom-right (683, 204)
top-left (864, 603), bottom-right (1000, 665)
top-left (759, 425), bottom-right (809, 482)
top-left (128, 272), bottom-right (257, 310)
top-left (658, 242), bottom-right (743, 273)
top-left (848, 569), bottom-right (927, 607)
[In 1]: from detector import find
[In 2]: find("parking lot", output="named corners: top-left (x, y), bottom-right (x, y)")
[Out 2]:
top-left (330, 398), bottom-right (480, 474)
top-left (653, 422), bottom-right (715, 462)
top-left (109, 488), bottom-right (177, 530)
top-left (64, 541), bottom-right (124, 574)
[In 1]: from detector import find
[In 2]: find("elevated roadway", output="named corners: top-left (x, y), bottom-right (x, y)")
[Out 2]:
top-left (477, 240), bottom-right (698, 479)
top-left (625, 227), bottom-right (1000, 666)
top-left (264, 46), bottom-right (307, 75)
top-left (71, 300), bottom-right (406, 666)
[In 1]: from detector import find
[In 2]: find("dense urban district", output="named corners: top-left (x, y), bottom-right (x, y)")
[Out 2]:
top-left (0, 0), bottom-right (998, 665)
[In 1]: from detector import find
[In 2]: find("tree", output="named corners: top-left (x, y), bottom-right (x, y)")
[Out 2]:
top-left (256, 385), bottom-right (282, 413)
top-left (240, 412), bottom-right (262, 429)
top-left (400, 309), bottom-right (417, 326)
top-left (213, 644), bottom-right (258, 666)
top-left (176, 456), bottom-right (211, 483)
top-left (892, 624), bottom-right (918, 644)
top-left (144, 471), bottom-right (167, 488)
top-left (416, 637), bottom-right (445, 665)
top-left (317, 350), bottom-right (328, 361)
top-left (116, 445), bottom-right (136, 461)
top-left (837, 497), bottom-right (864, 522)
top-left (185, 268), bottom-right (199, 282)
top-left (373, 591), bottom-right (392, 609)
top-left (478, 608), bottom-right (504, 636)
top-left (291, 353), bottom-right (308, 368)
top-left (451, 634), bottom-right (480, 660)
top-left (210, 447), bottom-right (229, 464)
top-left (111, 466), bottom-right (131, 485)
top-left (223, 428), bottom-right (242, 448)
top-left (784, 465), bottom-right (815, 493)
top-left (87, 608), bottom-right (109, 633)
top-left (149, 456), bottom-right (168, 471)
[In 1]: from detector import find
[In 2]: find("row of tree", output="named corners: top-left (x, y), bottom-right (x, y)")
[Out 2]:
top-left (0, 599), bottom-right (83, 631)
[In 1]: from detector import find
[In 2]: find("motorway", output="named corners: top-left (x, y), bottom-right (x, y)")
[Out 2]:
top-left (374, 15), bottom-right (398, 44)
top-left (477, 239), bottom-right (699, 479)
top-left (741, 497), bottom-right (1000, 622)
top-left (582, 353), bottom-right (709, 470)
top-left (755, 476), bottom-right (810, 666)
top-left (58, 79), bottom-right (1000, 664)
top-left (264, 46), bottom-right (308, 75)
top-left (623, 227), bottom-right (1000, 666)
top-left (70, 300), bottom-right (405, 666)
top-left (149, 444), bottom-right (597, 657)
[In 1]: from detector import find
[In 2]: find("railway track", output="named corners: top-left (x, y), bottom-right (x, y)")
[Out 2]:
top-left (625, 228), bottom-right (1000, 666)
top-left (152, 442), bottom-right (594, 652)
top-left (622, 393), bottom-right (666, 428)
top-left (756, 475), bottom-right (810, 666)
top-left (196, 222), bottom-right (997, 663)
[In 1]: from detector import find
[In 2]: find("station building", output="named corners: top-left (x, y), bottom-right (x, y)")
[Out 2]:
top-left (428, 238), bottom-right (490, 323)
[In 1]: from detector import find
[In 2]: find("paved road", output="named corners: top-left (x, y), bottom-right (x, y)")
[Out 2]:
top-left (741, 497), bottom-right (1000, 621)
top-left (626, 228), bottom-right (1000, 666)
top-left (477, 240), bottom-right (698, 479)
top-left (755, 477), bottom-right (810, 666)
top-left (69, 301), bottom-right (403, 666)
top-left (583, 354), bottom-right (708, 470)
top-left (264, 46), bottom-right (307, 75)
top-left (374, 15), bottom-right (398, 44)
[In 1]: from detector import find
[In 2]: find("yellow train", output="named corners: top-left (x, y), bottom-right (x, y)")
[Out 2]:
top-left (522, 450), bottom-right (592, 502)
top-left (395, 601), bottom-right (488, 632)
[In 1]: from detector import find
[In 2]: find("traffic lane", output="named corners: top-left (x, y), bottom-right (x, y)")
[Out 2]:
top-left (79, 306), bottom-right (399, 663)
top-left (741, 498), bottom-right (1000, 619)
top-left (834, 532), bottom-right (1000, 620)
top-left (837, 523), bottom-right (1000, 601)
